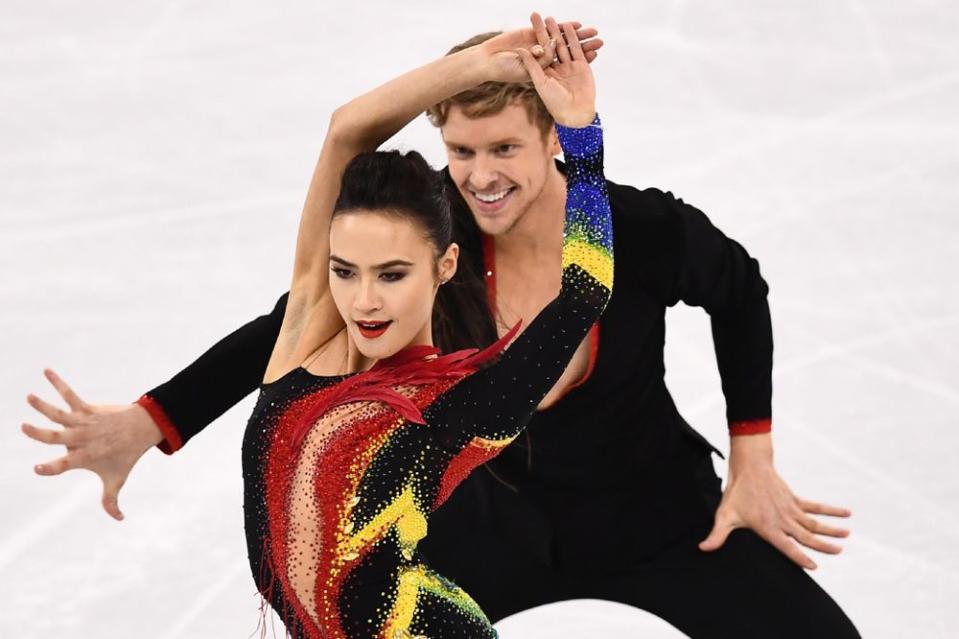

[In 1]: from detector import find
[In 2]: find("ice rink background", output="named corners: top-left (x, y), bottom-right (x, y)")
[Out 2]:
top-left (2, 1), bottom-right (958, 636)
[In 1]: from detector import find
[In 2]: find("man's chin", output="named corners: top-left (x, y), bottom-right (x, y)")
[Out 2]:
top-left (472, 210), bottom-right (518, 236)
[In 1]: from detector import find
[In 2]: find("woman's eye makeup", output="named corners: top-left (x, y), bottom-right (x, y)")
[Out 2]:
top-left (330, 266), bottom-right (353, 279)
top-left (379, 272), bottom-right (406, 282)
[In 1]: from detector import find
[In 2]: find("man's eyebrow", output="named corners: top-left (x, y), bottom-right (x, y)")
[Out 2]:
top-left (329, 255), bottom-right (414, 269)
top-left (444, 138), bottom-right (524, 148)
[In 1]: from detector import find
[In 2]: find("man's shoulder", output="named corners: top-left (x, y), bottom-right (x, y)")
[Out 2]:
top-left (605, 177), bottom-right (688, 240)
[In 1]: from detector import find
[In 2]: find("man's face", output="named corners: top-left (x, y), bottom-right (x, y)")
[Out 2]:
top-left (442, 102), bottom-right (560, 236)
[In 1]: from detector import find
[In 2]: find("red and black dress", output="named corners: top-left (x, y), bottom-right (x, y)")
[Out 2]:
top-left (238, 116), bottom-right (611, 639)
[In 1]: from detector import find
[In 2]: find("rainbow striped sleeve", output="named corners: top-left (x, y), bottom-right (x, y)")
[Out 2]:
top-left (556, 113), bottom-right (614, 308)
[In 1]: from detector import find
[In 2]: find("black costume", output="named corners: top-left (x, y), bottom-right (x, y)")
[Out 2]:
top-left (138, 158), bottom-right (859, 637)
top-left (232, 118), bottom-right (611, 638)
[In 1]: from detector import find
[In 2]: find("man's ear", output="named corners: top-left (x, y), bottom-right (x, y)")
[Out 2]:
top-left (547, 127), bottom-right (561, 156)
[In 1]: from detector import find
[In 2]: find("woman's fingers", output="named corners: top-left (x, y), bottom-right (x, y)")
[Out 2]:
top-left (562, 22), bottom-right (586, 62)
top-left (580, 37), bottom-right (604, 54)
top-left (531, 11), bottom-right (549, 48)
top-left (26, 393), bottom-right (76, 427)
top-left (545, 16), bottom-right (571, 64)
top-left (573, 27), bottom-right (598, 42)
top-left (43, 369), bottom-right (89, 413)
top-left (515, 48), bottom-right (549, 90)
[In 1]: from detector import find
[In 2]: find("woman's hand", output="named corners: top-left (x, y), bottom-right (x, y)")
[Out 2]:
top-left (514, 14), bottom-right (598, 128)
top-left (480, 12), bottom-right (602, 85)
top-left (21, 369), bottom-right (164, 521)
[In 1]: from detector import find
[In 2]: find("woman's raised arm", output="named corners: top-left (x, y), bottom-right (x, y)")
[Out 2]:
top-left (271, 18), bottom-right (602, 378)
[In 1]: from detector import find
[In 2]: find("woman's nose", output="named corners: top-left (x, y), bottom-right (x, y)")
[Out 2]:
top-left (354, 278), bottom-right (382, 313)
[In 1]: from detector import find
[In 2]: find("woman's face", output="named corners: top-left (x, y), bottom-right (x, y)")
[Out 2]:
top-left (328, 210), bottom-right (458, 361)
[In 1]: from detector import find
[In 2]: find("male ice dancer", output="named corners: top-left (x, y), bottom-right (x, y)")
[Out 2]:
top-left (25, 15), bottom-right (858, 638)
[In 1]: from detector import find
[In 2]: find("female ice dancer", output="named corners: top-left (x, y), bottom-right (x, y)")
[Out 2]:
top-left (23, 17), bottom-right (610, 639)
top-left (240, 25), bottom-right (609, 639)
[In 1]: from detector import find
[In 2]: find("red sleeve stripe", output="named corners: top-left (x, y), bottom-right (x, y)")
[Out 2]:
top-left (728, 418), bottom-right (772, 436)
top-left (135, 394), bottom-right (183, 455)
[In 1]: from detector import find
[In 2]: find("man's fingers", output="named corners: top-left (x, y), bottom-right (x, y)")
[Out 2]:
top-left (767, 530), bottom-right (817, 570)
top-left (699, 509), bottom-right (739, 551)
top-left (562, 22), bottom-right (586, 62)
top-left (798, 512), bottom-right (851, 538)
top-left (788, 522), bottom-right (843, 555)
top-left (545, 16), bottom-right (571, 64)
top-left (21, 423), bottom-right (70, 446)
top-left (26, 393), bottom-right (76, 427)
top-left (101, 481), bottom-right (125, 521)
top-left (33, 454), bottom-right (74, 476)
top-left (44, 369), bottom-right (89, 413)
top-left (798, 498), bottom-right (852, 518)
top-left (584, 50), bottom-right (598, 64)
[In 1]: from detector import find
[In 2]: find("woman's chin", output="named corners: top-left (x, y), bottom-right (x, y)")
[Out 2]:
top-left (354, 335), bottom-right (403, 362)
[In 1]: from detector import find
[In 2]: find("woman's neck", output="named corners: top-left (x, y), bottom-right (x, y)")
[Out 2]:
top-left (346, 325), bottom-right (435, 373)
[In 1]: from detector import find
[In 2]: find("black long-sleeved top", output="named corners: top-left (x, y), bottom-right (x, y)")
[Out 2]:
top-left (139, 165), bottom-right (772, 489)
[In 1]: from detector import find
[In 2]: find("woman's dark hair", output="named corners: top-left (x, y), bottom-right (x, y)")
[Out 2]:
top-left (432, 168), bottom-right (499, 353)
top-left (333, 149), bottom-right (452, 255)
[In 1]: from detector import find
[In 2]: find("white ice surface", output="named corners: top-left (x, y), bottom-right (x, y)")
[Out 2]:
top-left (2, 1), bottom-right (958, 637)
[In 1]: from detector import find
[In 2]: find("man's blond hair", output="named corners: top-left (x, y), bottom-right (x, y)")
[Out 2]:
top-left (425, 32), bottom-right (554, 137)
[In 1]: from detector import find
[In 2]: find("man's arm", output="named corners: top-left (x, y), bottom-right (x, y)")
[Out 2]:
top-left (659, 191), bottom-right (774, 435)
top-left (136, 292), bottom-right (288, 454)
top-left (636, 190), bottom-right (851, 568)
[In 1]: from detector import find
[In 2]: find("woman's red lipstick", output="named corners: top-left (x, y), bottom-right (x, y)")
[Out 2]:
top-left (356, 320), bottom-right (392, 339)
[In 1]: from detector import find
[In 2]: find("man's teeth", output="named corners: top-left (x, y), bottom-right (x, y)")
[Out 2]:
top-left (474, 188), bottom-right (512, 203)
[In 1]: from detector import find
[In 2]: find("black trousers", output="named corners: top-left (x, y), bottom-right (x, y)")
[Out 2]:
top-left (422, 438), bottom-right (860, 638)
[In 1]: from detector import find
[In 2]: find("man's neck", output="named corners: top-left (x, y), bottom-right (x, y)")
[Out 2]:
top-left (494, 160), bottom-right (566, 262)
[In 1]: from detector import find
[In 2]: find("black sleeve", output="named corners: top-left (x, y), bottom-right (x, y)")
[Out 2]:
top-left (140, 292), bottom-right (289, 453)
top-left (645, 189), bottom-right (773, 425)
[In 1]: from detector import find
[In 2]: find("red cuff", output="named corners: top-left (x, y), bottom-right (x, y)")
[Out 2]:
top-left (728, 418), bottom-right (772, 437)
top-left (135, 394), bottom-right (183, 455)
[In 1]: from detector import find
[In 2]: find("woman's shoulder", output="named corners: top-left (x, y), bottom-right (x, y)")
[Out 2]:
top-left (263, 322), bottom-right (350, 385)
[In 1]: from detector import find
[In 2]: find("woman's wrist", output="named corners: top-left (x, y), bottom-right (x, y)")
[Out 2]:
top-left (554, 109), bottom-right (599, 129)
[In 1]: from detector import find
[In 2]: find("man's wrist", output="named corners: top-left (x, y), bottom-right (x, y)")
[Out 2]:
top-left (729, 417), bottom-right (772, 436)
top-left (729, 431), bottom-right (774, 471)
top-left (134, 395), bottom-right (182, 455)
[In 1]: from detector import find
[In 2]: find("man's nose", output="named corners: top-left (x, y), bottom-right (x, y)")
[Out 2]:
top-left (470, 155), bottom-right (499, 189)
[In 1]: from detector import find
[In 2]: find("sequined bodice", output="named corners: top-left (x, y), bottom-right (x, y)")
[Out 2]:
top-left (240, 115), bottom-right (612, 639)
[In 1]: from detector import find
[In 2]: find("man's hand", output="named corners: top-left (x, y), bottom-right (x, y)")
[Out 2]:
top-left (20, 369), bottom-right (164, 521)
top-left (699, 433), bottom-right (852, 569)
top-left (481, 12), bottom-right (602, 85)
